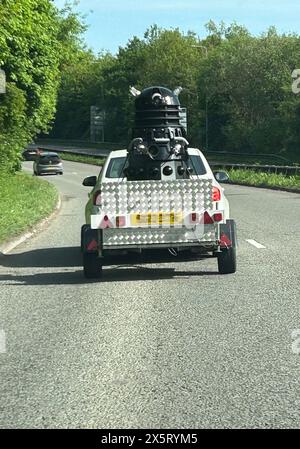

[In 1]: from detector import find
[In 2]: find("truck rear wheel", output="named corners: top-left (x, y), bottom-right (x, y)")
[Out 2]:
top-left (217, 246), bottom-right (236, 274)
top-left (217, 219), bottom-right (237, 274)
top-left (83, 252), bottom-right (103, 279)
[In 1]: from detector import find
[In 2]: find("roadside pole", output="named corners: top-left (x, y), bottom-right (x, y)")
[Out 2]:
top-left (0, 69), bottom-right (6, 94)
top-left (191, 45), bottom-right (208, 151)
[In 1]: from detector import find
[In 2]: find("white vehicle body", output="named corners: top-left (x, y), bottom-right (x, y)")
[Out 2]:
top-left (84, 148), bottom-right (230, 251)
top-left (86, 148), bottom-right (229, 220)
top-left (82, 148), bottom-right (237, 277)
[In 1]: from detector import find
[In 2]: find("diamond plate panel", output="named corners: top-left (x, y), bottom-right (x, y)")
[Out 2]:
top-left (103, 226), bottom-right (217, 247)
top-left (100, 179), bottom-right (217, 246)
top-left (101, 179), bottom-right (213, 215)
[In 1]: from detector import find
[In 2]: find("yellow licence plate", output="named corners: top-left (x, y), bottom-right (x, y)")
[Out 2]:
top-left (131, 212), bottom-right (183, 226)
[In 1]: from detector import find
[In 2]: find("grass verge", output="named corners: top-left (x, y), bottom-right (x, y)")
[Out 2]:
top-left (0, 172), bottom-right (58, 244)
top-left (207, 154), bottom-right (297, 165)
top-left (58, 152), bottom-right (105, 166)
top-left (227, 169), bottom-right (300, 191)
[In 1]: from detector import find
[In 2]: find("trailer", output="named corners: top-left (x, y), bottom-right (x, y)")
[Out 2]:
top-left (81, 86), bottom-right (237, 278)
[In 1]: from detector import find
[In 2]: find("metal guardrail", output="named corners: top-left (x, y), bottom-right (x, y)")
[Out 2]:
top-left (37, 140), bottom-right (295, 163)
top-left (35, 139), bottom-right (122, 151)
top-left (210, 163), bottom-right (300, 176)
top-left (206, 150), bottom-right (291, 164)
top-left (33, 144), bottom-right (300, 176)
top-left (36, 145), bottom-right (110, 158)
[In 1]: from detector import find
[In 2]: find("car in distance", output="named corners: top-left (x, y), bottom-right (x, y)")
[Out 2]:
top-left (33, 152), bottom-right (63, 176)
top-left (22, 147), bottom-right (41, 161)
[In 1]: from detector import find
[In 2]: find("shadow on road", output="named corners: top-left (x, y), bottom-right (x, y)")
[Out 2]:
top-left (0, 246), bottom-right (81, 268)
top-left (0, 267), bottom-right (219, 286)
top-left (0, 246), bottom-right (220, 285)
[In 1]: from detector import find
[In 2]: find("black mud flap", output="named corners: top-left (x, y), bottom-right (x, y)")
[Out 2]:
top-left (82, 225), bottom-right (101, 254)
top-left (219, 219), bottom-right (237, 249)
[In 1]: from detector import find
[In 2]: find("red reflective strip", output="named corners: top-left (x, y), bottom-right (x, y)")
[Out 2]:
top-left (213, 213), bottom-right (223, 222)
top-left (201, 211), bottom-right (214, 224)
top-left (189, 212), bottom-right (199, 223)
top-left (87, 239), bottom-right (98, 251)
top-left (116, 216), bottom-right (126, 227)
top-left (220, 233), bottom-right (232, 248)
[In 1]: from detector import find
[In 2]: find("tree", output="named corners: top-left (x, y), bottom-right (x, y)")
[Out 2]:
top-left (0, 0), bottom-right (85, 173)
top-left (50, 21), bottom-right (300, 162)
top-left (197, 22), bottom-right (300, 157)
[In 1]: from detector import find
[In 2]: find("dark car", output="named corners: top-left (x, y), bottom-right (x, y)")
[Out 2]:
top-left (22, 147), bottom-right (41, 161)
top-left (33, 152), bottom-right (63, 176)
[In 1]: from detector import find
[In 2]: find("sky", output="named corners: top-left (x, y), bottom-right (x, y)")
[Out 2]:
top-left (53, 0), bottom-right (300, 54)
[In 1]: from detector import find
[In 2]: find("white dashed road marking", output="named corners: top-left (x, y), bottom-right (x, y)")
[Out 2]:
top-left (246, 239), bottom-right (266, 249)
top-left (0, 330), bottom-right (6, 354)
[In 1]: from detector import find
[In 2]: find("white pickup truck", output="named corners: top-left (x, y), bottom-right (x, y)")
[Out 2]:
top-left (81, 148), bottom-right (237, 278)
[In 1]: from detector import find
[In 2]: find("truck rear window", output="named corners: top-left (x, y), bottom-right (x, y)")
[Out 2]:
top-left (188, 156), bottom-right (207, 175)
top-left (39, 156), bottom-right (61, 165)
top-left (105, 155), bottom-right (206, 177)
top-left (105, 157), bottom-right (128, 178)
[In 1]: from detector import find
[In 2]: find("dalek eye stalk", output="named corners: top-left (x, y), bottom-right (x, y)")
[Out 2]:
top-left (126, 86), bottom-right (190, 181)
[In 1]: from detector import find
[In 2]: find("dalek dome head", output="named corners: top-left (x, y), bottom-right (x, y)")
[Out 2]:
top-left (133, 86), bottom-right (183, 135)
top-left (135, 86), bottom-right (181, 110)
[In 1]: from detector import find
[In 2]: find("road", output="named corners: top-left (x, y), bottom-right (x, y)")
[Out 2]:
top-left (0, 160), bottom-right (300, 429)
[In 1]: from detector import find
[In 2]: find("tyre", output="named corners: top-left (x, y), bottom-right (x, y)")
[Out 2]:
top-left (217, 246), bottom-right (237, 274)
top-left (83, 252), bottom-right (103, 279)
top-left (217, 220), bottom-right (237, 274)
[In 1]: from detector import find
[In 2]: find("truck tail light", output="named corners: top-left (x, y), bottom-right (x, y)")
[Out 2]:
top-left (93, 190), bottom-right (102, 206)
top-left (189, 212), bottom-right (199, 223)
top-left (212, 186), bottom-right (221, 202)
top-left (213, 212), bottom-right (223, 222)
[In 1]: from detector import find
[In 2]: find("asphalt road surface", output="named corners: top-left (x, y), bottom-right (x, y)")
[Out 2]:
top-left (0, 160), bottom-right (300, 429)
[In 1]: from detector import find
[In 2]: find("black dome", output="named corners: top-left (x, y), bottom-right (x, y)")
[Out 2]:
top-left (135, 86), bottom-right (181, 109)
top-left (134, 86), bottom-right (182, 132)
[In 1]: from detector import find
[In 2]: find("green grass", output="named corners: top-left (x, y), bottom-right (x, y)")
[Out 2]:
top-left (0, 172), bottom-right (58, 244)
top-left (58, 152), bottom-right (105, 166)
top-left (207, 153), bottom-right (296, 166)
top-left (227, 168), bottom-right (300, 191)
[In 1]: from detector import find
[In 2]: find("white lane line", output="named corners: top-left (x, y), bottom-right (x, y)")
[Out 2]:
top-left (246, 239), bottom-right (266, 249)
